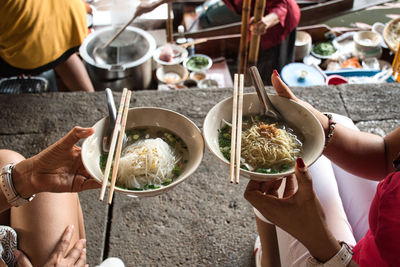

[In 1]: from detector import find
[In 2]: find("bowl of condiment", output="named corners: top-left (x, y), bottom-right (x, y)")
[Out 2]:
top-left (353, 31), bottom-right (382, 52)
top-left (156, 64), bottom-right (189, 84)
top-left (203, 93), bottom-right (324, 180)
top-left (183, 54), bottom-right (212, 72)
top-left (198, 78), bottom-right (219, 88)
top-left (153, 44), bottom-right (188, 65)
top-left (82, 107), bottom-right (205, 197)
top-left (190, 71), bottom-right (207, 81)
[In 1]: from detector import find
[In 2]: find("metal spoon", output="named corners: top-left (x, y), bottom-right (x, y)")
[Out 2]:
top-left (102, 88), bottom-right (128, 153)
top-left (248, 66), bottom-right (284, 122)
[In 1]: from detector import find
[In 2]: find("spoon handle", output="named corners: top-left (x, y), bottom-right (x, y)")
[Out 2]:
top-left (248, 66), bottom-right (282, 120)
top-left (105, 88), bottom-right (117, 125)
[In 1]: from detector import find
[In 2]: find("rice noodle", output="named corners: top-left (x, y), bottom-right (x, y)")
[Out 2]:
top-left (117, 138), bottom-right (178, 189)
top-left (241, 123), bottom-right (302, 170)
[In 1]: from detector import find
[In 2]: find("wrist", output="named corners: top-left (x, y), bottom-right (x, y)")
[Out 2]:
top-left (13, 159), bottom-right (38, 198)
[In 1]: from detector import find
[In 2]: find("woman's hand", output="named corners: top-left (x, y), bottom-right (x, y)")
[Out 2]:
top-left (244, 158), bottom-right (341, 262)
top-left (14, 225), bottom-right (87, 267)
top-left (249, 13), bottom-right (279, 35)
top-left (13, 127), bottom-right (100, 197)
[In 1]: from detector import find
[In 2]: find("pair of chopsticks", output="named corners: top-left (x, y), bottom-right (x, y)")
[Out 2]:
top-left (229, 73), bottom-right (244, 184)
top-left (99, 88), bottom-right (132, 204)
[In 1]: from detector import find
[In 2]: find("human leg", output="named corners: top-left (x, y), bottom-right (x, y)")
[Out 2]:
top-left (0, 149), bottom-right (86, 266)
top-left (54, 53), bottom-right (94, 92)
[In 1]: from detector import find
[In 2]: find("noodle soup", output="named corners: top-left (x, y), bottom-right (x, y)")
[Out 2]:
top-left (100, 127), bottom-right (188, 190)
top-left (219, 115), bottom-right (303, 174)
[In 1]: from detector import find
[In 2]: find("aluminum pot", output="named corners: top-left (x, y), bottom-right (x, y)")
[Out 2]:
top-left (80, 26), bottom-right (156, 90)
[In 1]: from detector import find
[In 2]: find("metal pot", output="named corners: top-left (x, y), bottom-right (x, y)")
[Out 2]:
top-left (80, 26), bottom-right (156, 90)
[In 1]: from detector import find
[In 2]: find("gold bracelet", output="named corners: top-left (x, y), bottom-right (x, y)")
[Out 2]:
top-left (323, 113), bottom-right (336, 148)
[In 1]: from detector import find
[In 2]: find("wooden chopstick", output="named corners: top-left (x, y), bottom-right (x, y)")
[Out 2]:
top-left (235, 74), bottom-right (244, 184)
top-left (99, 88), bottom-right (128, 201)
top-left (108, 89), bottom-right (132, 204)
top-left (230, 74), bottom-right (239, 183)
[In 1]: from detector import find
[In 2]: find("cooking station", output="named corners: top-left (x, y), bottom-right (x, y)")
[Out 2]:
top-left (82, 2), bottom-right (233, 91)
top-left (1, 82), bottom-right (399, 266)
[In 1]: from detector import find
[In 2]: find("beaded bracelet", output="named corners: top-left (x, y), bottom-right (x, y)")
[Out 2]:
top-left (323, 113), bottom-right (336, 148)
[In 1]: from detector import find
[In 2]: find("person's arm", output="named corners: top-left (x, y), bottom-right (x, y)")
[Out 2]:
top-left (0, 127), bottom-right (99, 213)
top-left (244, 158), bottom-right (359, 266)
top-left (249, 12), bottom-right (280, 35)
top-left (271, 71), bottom-right (396, 180)
top-left (134, 0), bottom-right (174, 18)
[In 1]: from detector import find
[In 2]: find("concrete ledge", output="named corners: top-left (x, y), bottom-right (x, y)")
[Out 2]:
top-left (0, 82), bottom-right (399, 266)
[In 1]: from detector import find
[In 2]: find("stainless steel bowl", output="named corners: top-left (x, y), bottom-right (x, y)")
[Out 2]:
top-left (80, 26), bottom-right (156, 90)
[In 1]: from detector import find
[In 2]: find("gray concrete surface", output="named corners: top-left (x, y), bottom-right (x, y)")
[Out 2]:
top-left (1, 83), bottom-right (399, 266)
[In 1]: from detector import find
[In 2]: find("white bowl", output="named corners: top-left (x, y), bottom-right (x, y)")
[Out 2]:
top-left (183, 54), bottom-right (213, 72)
top-left (353, 31), bottom-right (382, 52)
top-left (198, 79), bottom-right (219, 88)
top-left (153, 44), bottom-right (188, 65)
top-left (156, 64), bottom-right (189, 84)
top-left (203, 93), bottom-right (324, 181)
top-left (295, 31), bottom-right (312, 61)
top-left (82, 107), bottom-right (204, 197)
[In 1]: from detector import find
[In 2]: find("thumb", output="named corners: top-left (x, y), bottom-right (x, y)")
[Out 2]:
top-left (58, 127), bottom-right (94, 149)
top-left (14, 250), bottom-right (33, 267)
top-left (271, 70), bottom-right (298, 100)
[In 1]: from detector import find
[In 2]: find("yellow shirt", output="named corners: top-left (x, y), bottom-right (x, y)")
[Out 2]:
top-left (0, 0), bottom-right (87, 69)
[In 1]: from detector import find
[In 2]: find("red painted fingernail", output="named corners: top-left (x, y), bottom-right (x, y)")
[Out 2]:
top-left (296, 158), bottom-right (305, 168)
top-left (273, 69), bottom-right (280, 77)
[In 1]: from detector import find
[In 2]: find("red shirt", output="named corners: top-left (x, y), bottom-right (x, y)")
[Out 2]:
top-left (352, 171), bottom-right (400, 266)
top-left (222, 0), bottom-right (300, 50)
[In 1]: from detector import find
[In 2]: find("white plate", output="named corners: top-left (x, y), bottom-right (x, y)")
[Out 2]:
top-left (311, 42), bottom-right (339, 59)
top-left (153, 44), bottom-right (188, 66)
top-left (183, 54), bottom-right (213, 72)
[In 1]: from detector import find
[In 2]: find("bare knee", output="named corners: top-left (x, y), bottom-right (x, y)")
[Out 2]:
top-left (0, 150), bottom-right (25, 168)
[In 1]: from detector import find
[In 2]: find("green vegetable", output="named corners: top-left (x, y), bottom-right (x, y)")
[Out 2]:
top-left (186, 56), bottom-right (209, 70)
top-left (173, 165), bottom-right (181, 176)
top-left (162, 179), bottom-right (172, 186)
top-left (312, 42), bottom-right (336, 56)
top-left (100, 153), bottom-right (108, 170)
top-left (256, 168), bottom-right (278, 174)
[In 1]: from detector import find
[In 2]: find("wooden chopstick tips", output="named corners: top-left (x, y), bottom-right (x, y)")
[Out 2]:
top-left (230, 74), bottom-right (244, 184)
top-left (99, 88), bottom-right (132, 204)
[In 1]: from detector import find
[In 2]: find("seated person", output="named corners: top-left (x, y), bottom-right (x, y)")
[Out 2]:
top-left (0, 0), bottom-right (94, 92)
top-left (0, 127), bottom-right (103, 266)
top-left (245, 70), bottom-right (400, 266)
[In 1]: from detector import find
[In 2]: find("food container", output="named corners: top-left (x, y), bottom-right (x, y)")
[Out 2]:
top-left (183, 54), bottom-right (212, 72)
top-left (189, 71), bottom-right (206, 81)
top-left (79, 26), bottom-right (156, 90)
top-left (156, 64), bottom-right (189, 84)
top-left (353, 31), bottom-right (382, 58)
top-left (295, 31), bottom-right (312, 61)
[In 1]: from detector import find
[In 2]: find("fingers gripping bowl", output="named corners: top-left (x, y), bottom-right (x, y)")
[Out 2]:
top-left (82, 107), bottom-right (204, 197)
top-left (203, 93), bottom-right (325, 181)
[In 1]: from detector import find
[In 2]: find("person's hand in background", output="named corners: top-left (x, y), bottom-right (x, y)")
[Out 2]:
top-left (249, 13), bottom-right (279, 35)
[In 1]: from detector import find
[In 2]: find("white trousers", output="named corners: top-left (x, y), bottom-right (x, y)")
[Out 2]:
top-left (254, 114), bottom-right (379, 267)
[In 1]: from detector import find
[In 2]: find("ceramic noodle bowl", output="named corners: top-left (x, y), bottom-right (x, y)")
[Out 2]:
top-left (82, 107), bottom-right (204, 197)
top-left (203, 93), bottom-right (325, 181)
